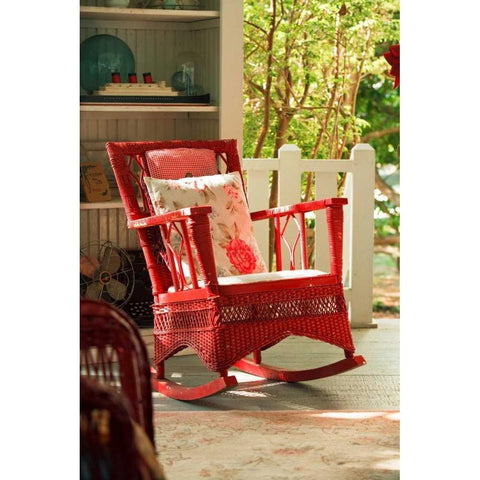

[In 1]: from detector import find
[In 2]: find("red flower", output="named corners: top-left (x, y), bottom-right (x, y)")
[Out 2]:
top-left (384, 44), bottom-right (400, 89)
top-left (226, 238), bottom-right (257, 274)
top-left (223, 183), bottom-right (242, 202)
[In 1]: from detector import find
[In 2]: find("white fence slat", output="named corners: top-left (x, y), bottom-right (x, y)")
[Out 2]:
top-left (278, 145), bottom-right (303, 269)
top-left (342, 171), bottom-right (353, 286)
top-left (243, 158), bottom-right (279, 170)
top-left (301, 159), bottom-right (354, 172)
top-left (246, 169), bottom-right (270, 263)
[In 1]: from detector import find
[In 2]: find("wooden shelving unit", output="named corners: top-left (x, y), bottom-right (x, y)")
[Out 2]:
top-left (80, 1), bottom-right (244, 249)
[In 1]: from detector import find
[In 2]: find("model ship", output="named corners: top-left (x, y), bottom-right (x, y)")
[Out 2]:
top-left (94, 80), bottom-right (181, 96)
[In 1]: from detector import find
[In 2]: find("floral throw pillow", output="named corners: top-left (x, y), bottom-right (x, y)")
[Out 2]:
top-left (144, 172), bottom-right (267, 277)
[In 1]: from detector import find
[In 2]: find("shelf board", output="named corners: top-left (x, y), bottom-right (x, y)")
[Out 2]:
top-left (80, 6), bottom-right (220, 23)
top-left (80, 103), bottom-right (218, 113)
top-left (80, 200), bottom-right (124, 210)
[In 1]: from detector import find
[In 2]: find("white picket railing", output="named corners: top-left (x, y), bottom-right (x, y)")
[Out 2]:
top-left (243, 143), bottom-right (376, 328)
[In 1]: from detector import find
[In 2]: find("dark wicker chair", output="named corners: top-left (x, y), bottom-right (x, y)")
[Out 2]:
top-left (80, 298), bottom-right (154, 444)
top-left (106, 139), bottom-right (366, 400)
top-left (80, 377), bottom-right (165, 480)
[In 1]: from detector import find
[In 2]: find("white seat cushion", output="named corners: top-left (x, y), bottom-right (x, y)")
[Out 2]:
top-left (168, 269), bottom-right (327, 292)
top-left (216, 269), bottom-right (327, 285)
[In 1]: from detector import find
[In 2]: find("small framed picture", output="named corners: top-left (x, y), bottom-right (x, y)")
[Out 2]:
top-left (80, 161), bottom-right (111, 202)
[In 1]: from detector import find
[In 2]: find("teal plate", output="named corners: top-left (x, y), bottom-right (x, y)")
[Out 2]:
top-left (80, 34), bottom-right (135, 94)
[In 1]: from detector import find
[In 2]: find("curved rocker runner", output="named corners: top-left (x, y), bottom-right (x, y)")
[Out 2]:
top-left (149, 356), bottom-right (366, 401)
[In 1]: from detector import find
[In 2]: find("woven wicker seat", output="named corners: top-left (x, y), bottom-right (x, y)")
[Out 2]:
top-left (106, 139), bottom-right (366, 400)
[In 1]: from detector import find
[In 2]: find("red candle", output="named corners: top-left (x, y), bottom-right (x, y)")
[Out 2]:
top-left (111, 72), bottom-right (121, 83)
top-left (143, 72), bottom-right (153, 83)
top-left (128, 73), bottom-right (138, 83)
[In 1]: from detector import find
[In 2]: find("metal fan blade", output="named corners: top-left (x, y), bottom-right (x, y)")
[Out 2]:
top-left (106, 278), bottom-right (128, 301)
top-left (80, 255), bottom-right (100, 278)
top-left (85, 282), bottom-right (104, 300)
top-left (99, 244), bottom-right (122, 273)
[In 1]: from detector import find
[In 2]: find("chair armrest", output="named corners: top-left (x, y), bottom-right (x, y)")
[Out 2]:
top-left (127, 205), bottom-right (212, 229)
top-left (250, 198), bottom-right (347, 277)
top-left (250, 198), bottom-right (347, 221)
top-left (128, 205), bottom-right (218, 291)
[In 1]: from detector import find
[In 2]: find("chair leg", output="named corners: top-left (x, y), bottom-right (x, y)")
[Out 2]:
top-left (154, 361), bottom-right (165, 379)
top-left (253, 349), bottom-right (262, 364)
top-left (150, 366), bottom-right (238, 401)
top-left (234, 355), bottom-right (366, 382)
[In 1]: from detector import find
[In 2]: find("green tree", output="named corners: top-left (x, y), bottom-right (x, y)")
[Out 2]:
top-left (357, 74), bottom-right (399, 250)
top-left (243, 0), bottom-right (400, 260)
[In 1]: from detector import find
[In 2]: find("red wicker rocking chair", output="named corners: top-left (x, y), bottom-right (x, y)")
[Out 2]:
top-left (106, 139), bottom-right (366, 400)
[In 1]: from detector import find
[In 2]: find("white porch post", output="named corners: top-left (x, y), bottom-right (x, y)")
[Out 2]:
top-left (347, 144), bottom-right (376, 328)
top-left (219, 0), bottom-right (244, 155)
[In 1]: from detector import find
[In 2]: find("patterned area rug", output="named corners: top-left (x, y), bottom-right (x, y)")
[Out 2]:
top-left (154, 410), bottom-right (399, 480)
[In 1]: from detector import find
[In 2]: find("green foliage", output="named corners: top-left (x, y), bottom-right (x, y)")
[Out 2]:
top-left (375, 212), bottom-right (399, 237)
top-left (243, 0), bottom-right (399, 156)
top-left (373, 301), bottom-right (400, 314)
top-left (357, 74), bottom-right (400, 239)
top-left (243, 0), bottom-right (400, 241)
top-left (357, 75), bottom-right (400, 166)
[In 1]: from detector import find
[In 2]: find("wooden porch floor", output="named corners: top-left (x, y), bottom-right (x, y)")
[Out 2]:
top-left (140, 317), bottom-right (399, 412)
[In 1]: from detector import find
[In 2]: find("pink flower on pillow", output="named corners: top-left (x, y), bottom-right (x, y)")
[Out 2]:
top-left (192, 178), bottom-right (206, 191)
top-left (226, 238), bottom-right (257, 274)
top-left (223, 183), bottom-right (242, 202)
